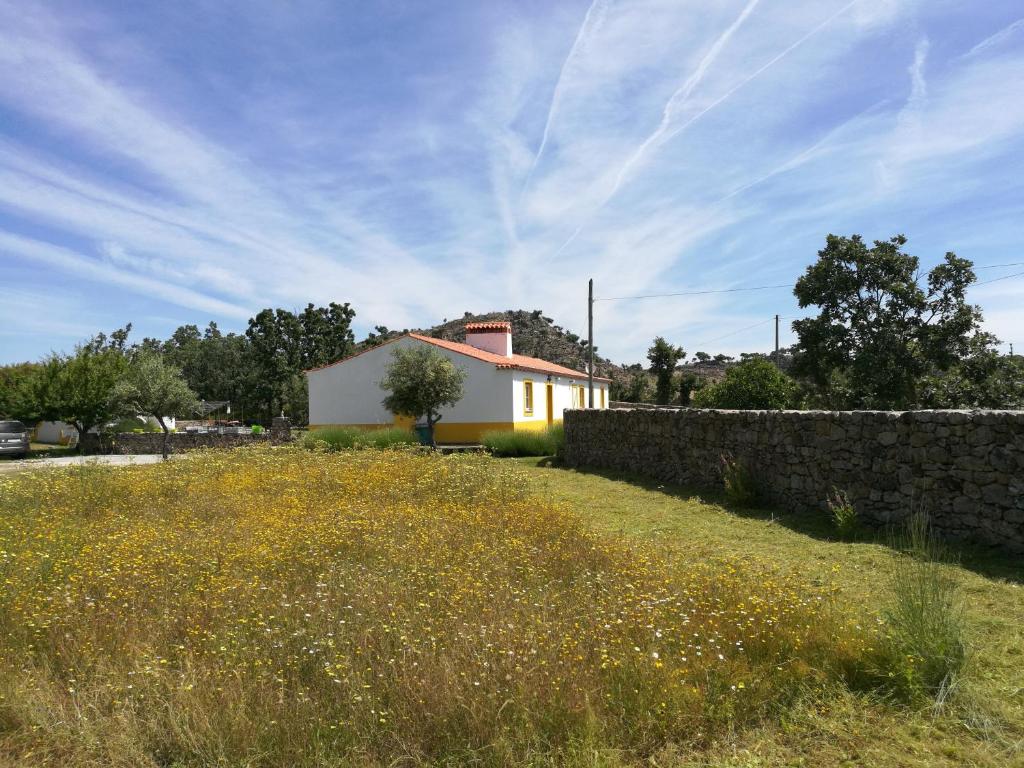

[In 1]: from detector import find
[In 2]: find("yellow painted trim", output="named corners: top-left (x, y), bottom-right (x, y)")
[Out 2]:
top-left (308, 424), bottom-right (403, 431)
top-left (309, 422), bottom-right (516, 444)
top-left (513, 419), bottom-right (560, 433)
top-left (523, 378), bottom-right (534, 416)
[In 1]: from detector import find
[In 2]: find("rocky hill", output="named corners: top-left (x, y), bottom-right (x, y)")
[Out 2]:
top-left (357, 309), bottom-right (745, 403)
top-left (360, 310), bottom-right (621, 378)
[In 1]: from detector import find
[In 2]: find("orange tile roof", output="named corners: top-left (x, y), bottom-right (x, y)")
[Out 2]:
top-left (409, 334), bottom-right (609, 380)
top-left (465, 321), bottom-right (512, 332)
top-left (305, 333), bottom-right (610, 381)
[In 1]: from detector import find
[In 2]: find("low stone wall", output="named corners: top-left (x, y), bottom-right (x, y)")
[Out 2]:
top-left (88, 418), bottom-right (295, 455)
top-left (107, 432), bottom-right (270, 454)
top-left (564, 409), bottom-right (1024, 553)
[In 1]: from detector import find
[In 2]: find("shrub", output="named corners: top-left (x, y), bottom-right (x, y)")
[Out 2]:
top-left (721, 453), bottom-right (758, 506)
top-left (691, 358), bottom-right (797, 410)
top-left (303, 426), bottom-right (417, 451)
top-left (482, 424), bottom-right (564, 457)
top-left (250, 424), bottom-right (264, 435)
top-left (881, 512), bottom-right (967, 701)
top-left (828, 488), bottom-right (858, 538)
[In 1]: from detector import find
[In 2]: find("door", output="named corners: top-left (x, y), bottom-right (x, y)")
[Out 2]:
top-left (545, 383), bottom-right (554, 425)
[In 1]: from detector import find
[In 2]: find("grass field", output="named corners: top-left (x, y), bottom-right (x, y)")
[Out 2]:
top-left (0, 448), bottom-right (1019, 766)
top-left (513, 458), bottom-right (1024, 767)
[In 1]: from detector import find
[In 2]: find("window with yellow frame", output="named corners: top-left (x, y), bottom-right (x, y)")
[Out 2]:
top-left (523, 380), bottom-right (534, 415)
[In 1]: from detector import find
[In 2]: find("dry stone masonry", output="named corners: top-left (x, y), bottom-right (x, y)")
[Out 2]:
top-left (564, 408), bottom-right (1024, 553)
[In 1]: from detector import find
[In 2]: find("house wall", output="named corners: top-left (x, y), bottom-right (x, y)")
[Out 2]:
top-left (307, 337), bottom-right (516, 442)
top-left (511, 372), bottom-right (609, 430)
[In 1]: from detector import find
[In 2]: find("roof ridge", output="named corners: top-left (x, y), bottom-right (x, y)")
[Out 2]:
top-left (307, 332), bottom-right (611, 382)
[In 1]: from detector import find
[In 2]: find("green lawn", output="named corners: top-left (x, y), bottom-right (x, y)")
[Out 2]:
top-left (513, 458), bottom-right (1024, 768)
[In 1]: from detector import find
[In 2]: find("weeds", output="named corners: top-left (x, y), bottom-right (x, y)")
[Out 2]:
top-left (0, 447), bottom-right (886, 766)
top-left (303, 425), bottom-right (417, 450)
top-left (880, 512), bottom-right (967, 702)
top-left (482, 424), bottom-right (564, 457)
top-left (827, 488), bottom-right (858, 539)
top-left (720, 453), bottom-right (758, 507)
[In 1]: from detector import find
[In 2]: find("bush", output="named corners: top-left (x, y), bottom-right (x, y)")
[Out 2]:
top-left (251, 424), bottom-right (264, 435)
top-left (303, 426), bottom-right (417, 451)
top-left (828, 488), bottom-right (858, 538)
top-left (482, 424), bottom-right (564, 457)
top-left (691, 358), bottom-right (797, 410)
top-left (881, 512), bottom-right (966, 701)
top-left (720, 453), bottom-right (758, 506)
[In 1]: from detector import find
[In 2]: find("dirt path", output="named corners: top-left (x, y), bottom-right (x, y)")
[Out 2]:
top-left (0, 454), bottom-right (170, 475)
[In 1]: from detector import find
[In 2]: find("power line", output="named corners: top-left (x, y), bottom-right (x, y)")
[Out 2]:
top-left (595, 283), bottom-right (791, 302)
top-left (973, 269), bottom-right (1024, 286)
top-left (594, 261), bottom-right (1024, 303)
top-left (691, 316), bottom-right (777, 348)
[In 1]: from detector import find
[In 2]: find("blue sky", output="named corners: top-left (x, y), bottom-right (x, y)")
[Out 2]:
top-left (1, 0), bottom-right (1023, 365)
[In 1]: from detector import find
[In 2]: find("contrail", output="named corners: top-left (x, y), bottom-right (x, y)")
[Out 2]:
top-left (547, 0), bottom-right (860, 259)
top-left (654, 0), bottom-right (860, 151)
top-left (521, 0), bottom-right (610, 190)
top-left (609, 0), bottom-right (762, 196)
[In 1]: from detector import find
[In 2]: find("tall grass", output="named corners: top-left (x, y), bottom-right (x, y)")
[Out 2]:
top-left (720, 453), bottom-right (758, 507)
top-left (482, 424), bottom-right (565, 457)
top-left (0, 447), bottom-right (886, 766)
top-left (303, 425), bottom-right (417, 450)
top-left (881, 512), bottom-right (967, 702)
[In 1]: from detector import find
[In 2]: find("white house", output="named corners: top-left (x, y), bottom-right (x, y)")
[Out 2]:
top-left (306, 321), bottom-right (611, 443)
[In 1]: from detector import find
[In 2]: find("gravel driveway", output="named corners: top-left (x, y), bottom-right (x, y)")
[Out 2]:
top-left (0, 454), bottom-right (170, 475)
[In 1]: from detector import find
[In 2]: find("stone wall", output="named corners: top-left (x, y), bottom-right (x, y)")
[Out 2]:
top-left (107, 432), bottom-right (270, 454)
top-left (85, 418), bottom-right (295, 455)
top-left (564, 408), bottom-right (1024, 553)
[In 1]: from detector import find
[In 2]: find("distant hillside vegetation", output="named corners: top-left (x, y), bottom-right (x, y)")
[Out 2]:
top-left (358, 310), bottom-right (621, 378)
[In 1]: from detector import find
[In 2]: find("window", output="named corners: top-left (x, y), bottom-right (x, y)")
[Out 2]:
top-left (523, 380), bottom-right (534, 415)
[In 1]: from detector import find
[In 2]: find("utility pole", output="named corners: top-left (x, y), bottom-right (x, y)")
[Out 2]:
top-left (588, 278), bottom-right (594, 408)
top-left (774, 314), bottom-right (780, 367)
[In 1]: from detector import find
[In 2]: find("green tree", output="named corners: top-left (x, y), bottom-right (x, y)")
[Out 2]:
top-left (110, 351), bottom-right (200, 459)
top-left (246, 308), bottom-right (303, 421)
top-left (647, 337), bottom-right (685, 405)
top-left (380, 346), bottom-right (466, 447)
top-left (677, 372), bottom-right (700, 405)
top-left (919, 338), bottom-right (1024, 409)
top-left (298, 302), bottom-right (356, 368)
top-left (37, 344), bottom-right (129, 449)
top-left (0, 363), bottom-right (45, 424)
top-left (691, 358), bottom-right (797, 410)
top-left (793, 234), bottom-right (986, 409)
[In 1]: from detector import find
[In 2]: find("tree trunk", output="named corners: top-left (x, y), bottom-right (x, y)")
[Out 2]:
top-left (157, 416), bottom-right (170, 460)
top-left (72, 421), bottom-right (87, 453)
top-left (427, 410), bottom-right (438, 449)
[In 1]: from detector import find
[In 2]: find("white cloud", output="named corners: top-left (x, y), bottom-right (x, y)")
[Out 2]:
top-left (0, 0), bottom-right (1022, 364)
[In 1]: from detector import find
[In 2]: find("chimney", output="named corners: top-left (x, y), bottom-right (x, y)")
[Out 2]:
top-left (464, 321), bottom-right (512, 357)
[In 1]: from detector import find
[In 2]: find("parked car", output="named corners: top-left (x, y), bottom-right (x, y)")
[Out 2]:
top-left (0, 421), bottom-right (30, 458)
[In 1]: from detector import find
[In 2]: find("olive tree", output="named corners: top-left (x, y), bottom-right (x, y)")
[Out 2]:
top-left (380, 346), bottom-right (466, 447)
top-left (110, 351), bottom-right (199, 459)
